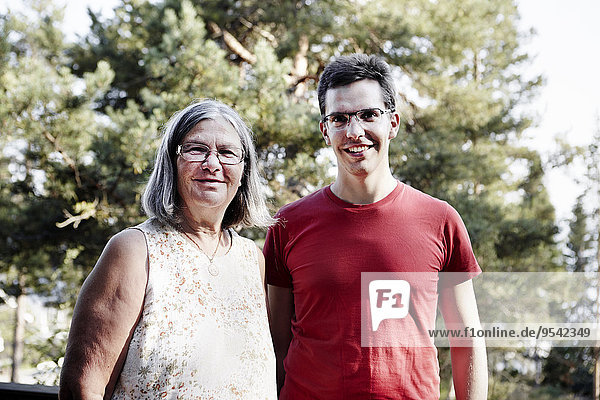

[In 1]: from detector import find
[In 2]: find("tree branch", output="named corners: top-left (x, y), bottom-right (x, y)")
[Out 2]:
top-left (56, 198), bottom-right (99, 229)
top-left (239, 17), bottom-right (278, 46)
top-left (42, 130), bottom-right (82, 187)
top-left (208, 22), bottom-right (257, 64)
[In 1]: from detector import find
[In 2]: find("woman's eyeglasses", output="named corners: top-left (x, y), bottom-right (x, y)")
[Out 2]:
top-left (176, 143), bottom-right (244, 165)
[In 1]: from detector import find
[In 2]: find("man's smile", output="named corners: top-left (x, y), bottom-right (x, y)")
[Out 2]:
top-left (343, 142), bottom-right (376, 156)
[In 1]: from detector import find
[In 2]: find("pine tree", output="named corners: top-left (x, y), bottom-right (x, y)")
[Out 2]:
top-left (0, 0), bottom-right (142, 380)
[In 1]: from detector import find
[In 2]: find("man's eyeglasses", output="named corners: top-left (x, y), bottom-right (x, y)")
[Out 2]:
top-left (321, 108), bottom-right (395, 131)
top-left (176, 142), bottom-right (245, 165)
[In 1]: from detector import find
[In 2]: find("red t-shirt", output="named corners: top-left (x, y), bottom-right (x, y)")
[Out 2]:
top-left (264, 182), bottom-right (481, 399)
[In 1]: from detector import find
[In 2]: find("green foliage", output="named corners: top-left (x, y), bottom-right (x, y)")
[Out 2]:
top-left (488, 376), bottom-right (583, 400)
top-left (565, 195), bottom-right (594, 272)
top-left (542, 347), bottom-right (594, 397)
top-left (538, 121), bottom-right (600, 399)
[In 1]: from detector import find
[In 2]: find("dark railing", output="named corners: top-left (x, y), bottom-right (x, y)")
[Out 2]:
top-left (0, 382), bottom-right (58, 400)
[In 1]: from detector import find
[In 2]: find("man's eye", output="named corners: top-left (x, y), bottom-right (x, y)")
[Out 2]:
top-left (358, 110), bottom-right (379, 121)
top-left (331, 115), bottom-right (349, 124)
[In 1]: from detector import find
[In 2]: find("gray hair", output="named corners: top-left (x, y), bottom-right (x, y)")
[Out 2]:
top-left (142, 99), bottom-right (275, 229)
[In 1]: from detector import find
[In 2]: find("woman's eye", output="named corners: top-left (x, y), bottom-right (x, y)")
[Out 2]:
top-left (186, 146), bottom-right (208, 154)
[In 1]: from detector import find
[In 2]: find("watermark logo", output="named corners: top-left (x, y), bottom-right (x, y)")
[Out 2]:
top-left (369, 279), bottom-right (410, 331)
top-left (362, 271), bottom-right (600, 348)
top-left (361, 272), bottom-right (439, 347)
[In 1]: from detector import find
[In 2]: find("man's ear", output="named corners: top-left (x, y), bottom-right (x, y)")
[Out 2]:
top-left (388, 111), bottom-right (400, 140)
top-left (320, 121), bottom-right (331, 145)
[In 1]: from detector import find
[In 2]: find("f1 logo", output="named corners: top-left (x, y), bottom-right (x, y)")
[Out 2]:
top-left (369, 280), bottom-right (411, 331)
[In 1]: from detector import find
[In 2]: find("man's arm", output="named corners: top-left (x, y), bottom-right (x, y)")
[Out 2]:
top-left (439, 279), bottom-right (488, 400)
top-left (268, 284), bottom-right (294, 395)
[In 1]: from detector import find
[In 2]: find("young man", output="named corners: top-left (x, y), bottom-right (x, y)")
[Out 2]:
top-left (264, 54), bottom-right (487, 399)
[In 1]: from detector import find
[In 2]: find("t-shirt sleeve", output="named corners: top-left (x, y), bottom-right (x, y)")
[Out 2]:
top-left (263, 217), bottom-right (293, 288)
top-left (440, 204), bottom-right (481, 283)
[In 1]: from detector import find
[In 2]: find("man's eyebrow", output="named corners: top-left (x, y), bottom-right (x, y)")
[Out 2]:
top-left (326, 110), bottom-right (352, 115)
top-left (329, 107), bottom-right (378, 113)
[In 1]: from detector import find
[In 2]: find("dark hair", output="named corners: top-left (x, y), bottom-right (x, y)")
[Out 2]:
top-left (317, 54), bottom-right (396, 116)
top-left (142, 99), bottom-right (275, 229)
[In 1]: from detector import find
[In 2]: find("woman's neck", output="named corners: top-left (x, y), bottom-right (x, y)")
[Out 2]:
top-left (178, 211), bottom-right (222, 237)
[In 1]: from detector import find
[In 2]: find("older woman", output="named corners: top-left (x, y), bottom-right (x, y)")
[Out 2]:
top-left (59, 99), bottom-right (276, 399)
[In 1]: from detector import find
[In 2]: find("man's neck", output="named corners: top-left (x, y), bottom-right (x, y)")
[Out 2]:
top-left (330, 172), bottom-right (397, 205)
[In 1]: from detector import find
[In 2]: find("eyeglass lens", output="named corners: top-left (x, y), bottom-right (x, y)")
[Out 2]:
top-left (325, 108), bottom-right (388, 129)
top-left (178, 143), bottom-right (243, 164)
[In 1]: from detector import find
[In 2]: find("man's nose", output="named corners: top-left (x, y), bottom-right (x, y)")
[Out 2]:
top-left (345, 115), bottom-right (365, 139)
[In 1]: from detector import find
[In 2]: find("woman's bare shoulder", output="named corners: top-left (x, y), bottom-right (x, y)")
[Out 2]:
top-left (103, 228), bottom-right (148, 262)
top-left (86, 228), bottom-right (148, 288)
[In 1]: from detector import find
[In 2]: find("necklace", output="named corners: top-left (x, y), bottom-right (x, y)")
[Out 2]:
top-left (182, 229), bottom-right (223, 276)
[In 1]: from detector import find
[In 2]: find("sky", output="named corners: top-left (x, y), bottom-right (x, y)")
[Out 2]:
top-left (517, 0), bottom-right (600, 223)
top-left (1, 0), bottom-right (598, 223)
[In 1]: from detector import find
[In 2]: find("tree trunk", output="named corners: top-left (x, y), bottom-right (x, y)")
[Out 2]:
top-left (595, 232), bottom-right (600, 399)
top-left (292, 34), bottom-right (309, 97)
top-left (10, 279), bottom-right (25, 383)
top-left (595, 346), bottom-right (600, 400)
top-left (595, 158), bottom-right (600, 399)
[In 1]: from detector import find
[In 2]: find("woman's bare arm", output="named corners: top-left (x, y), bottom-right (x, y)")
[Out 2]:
top-left (59, 229), bottom-right (148, 400)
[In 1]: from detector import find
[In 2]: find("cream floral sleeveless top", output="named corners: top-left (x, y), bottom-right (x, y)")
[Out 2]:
top-left (111, 219), bottom-right (276, 399)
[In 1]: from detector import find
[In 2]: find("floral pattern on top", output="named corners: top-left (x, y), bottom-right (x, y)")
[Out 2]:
top-left (111, 219), bottom-right (276, 400)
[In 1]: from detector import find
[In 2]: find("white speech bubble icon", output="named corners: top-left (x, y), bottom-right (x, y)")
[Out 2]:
top-left (369, 279), bottom-right (411, 331)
